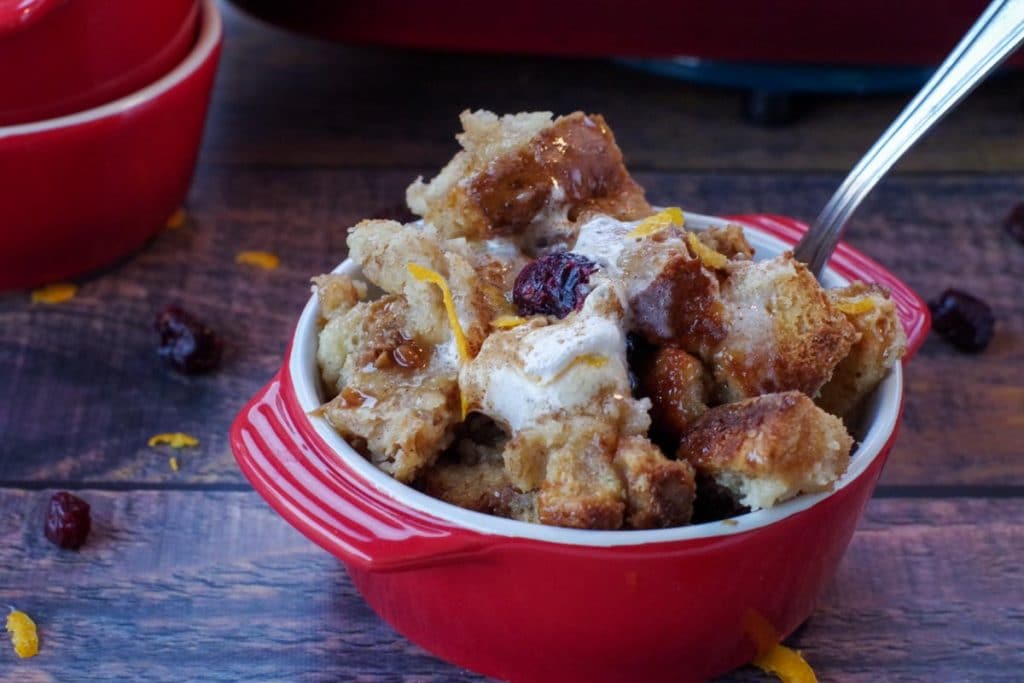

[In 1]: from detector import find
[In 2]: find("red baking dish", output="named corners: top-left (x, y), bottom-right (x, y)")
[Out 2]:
top-left (229, 0), bottom-right (1024, 68)
top-left (0, 0), bottom-right (221, 291)
top-left (0, 0), bottom-right (199, 126)
top-left (231, 213), bottom-right (930, 682)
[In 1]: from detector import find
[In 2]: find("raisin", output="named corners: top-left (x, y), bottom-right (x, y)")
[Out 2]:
top-left (44, 491), bottom-right (91, 550)
top-left (928, 289), bottom-right (994, 353)
top-left (512, 252), bottom-right (597, 318)
top-left (155, 305), bottom-right (223, 373)
top-left (1004, 202), bottom-right (1024, 244)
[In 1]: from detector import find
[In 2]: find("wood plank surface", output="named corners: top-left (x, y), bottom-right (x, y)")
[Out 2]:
top-left (2, 2), bottom-right (1023, 681)
top-left (205, 3), bottom-right (1024, 173)
top-left (1, 490), bottom-right (1020, 681)
top-left (2, 169), bottom-right (1021, 488)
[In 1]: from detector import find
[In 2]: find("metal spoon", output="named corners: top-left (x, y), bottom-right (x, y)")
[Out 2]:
top-left (794, 0), bottom-right (1024, 278)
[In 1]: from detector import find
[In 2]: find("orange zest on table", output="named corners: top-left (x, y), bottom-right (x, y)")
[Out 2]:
top-left (6, 609), bottom-right (39, 659)
top-left (235, 251), bottom-right (280, 270)
top-left (626, 206), bottom-right (684, 238)
top-left (148, 432), bottom-right (200, 449)
top-left (165, 208), bottom-right (187, 230)
top-left (168, 456), bottom-right (181, 472)
top-left (30, 283), bottom-right (77, 304)
top-left (752, 644), bottom-right (818, 683)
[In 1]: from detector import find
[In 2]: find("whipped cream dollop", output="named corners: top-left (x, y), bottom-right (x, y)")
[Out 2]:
top-left (571, 214), bottom-right (633, 277)
top-left (460, 284), bottom-right (634, 432)
top-left (573, 213), bottom-right (688, 279)
top-left (518, 314), bottom-right (622, 382)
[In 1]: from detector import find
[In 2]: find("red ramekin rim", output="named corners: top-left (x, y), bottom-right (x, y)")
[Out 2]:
top-left (0, 0), bottom-right (221, 140)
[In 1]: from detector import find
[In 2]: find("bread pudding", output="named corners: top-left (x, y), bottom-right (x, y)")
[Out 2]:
top-left (314, 110), bottom-right (907, 530)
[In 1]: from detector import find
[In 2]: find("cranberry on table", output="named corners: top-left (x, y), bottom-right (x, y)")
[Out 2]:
top-left (928, 289), bottom-right (995, 353)
top-left (513, 252), bottom-right (598, 318)
top-left (155, 305), bottom-right (223, 374)
top-left (44, 491), bottom-right (91, 550)
top-left (1004, 202), bottom-right (1024, 244)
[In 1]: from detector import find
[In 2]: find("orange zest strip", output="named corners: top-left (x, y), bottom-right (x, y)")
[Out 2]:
top-left (30, 283), bottom-right (77, 304)
top-left (236, 251), bottom-right (280, 270)
top-left (752, 644), bottom-right (818, 683)
top-left (6, 609), bottom-right (39, 659)
top-left (626, 206), bottom-right (684, 239)
top-left (837, 297), bottom-right (876, 315)
top-left (547, 353), bottom-right (608, 383)
top-left (491, 315), bottom-right (528, 329)
top-left (148, 432), bottom-right (200, 449)
top-left (686, 232), bottom-right (728, 269)
top-left (168, 456), bottom-right (181, 472)
top-left (406, 263), bottom-right (470, 364)
top-left (576, 353), bottom-right (608, 368)
top-left (407, 263), bottom-right (473, 421)
top-left (165, 208), bottom-right (187, 230)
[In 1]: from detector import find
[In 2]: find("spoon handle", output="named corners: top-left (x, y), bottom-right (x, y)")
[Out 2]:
top-left (794, 0), bottom-right (1024, 278)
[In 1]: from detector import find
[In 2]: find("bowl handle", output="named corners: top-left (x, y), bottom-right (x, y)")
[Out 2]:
top-left (231, 372), bottom-right (497, 573)
top-left (726, 213), bottom-right (931, 361)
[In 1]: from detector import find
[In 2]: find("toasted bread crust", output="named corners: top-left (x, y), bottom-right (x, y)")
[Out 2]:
top-left (631, 253), bottom-right (726, 354)
top-left (676, 391), bottom-right (852, 510)
top-left (636, 346), bottom-right (711, 445)
top-left (712, 254), bottom-right (859, 402)
top-left (818, 283), bottom-right (907, 419)
top-left (535, 420), bottom-right (626, 529)
top-left (407, 110), bottom-right (650, 243)
top-left (696, 224), bottom-right (755, 261)
top-left (318, 295), bottom-right (460, 482)
top-left (613, 436), bottom-right (696, 528)
top-left (312, 273), bottom-right (367, 321)
top-left (418, 456), bottom-right (536, 522)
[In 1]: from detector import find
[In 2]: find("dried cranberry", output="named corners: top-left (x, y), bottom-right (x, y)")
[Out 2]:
top-left (44, 491), bottom-right (91, 550)
top-left (155, 305), bottom-right (223, 373)
top-left (1004, 202), bottom-right (1024, 244)
top-left (512, 252), bottom-right (597, 318)
top-left (928, 289), bottom-right (994, 353)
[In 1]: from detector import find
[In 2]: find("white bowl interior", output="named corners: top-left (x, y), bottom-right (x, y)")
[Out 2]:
top-left (289, 213), bottom-right (902, 547)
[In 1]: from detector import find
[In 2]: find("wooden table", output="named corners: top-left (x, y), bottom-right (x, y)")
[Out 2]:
top-left (2, 3), bottom-right (1023, 680)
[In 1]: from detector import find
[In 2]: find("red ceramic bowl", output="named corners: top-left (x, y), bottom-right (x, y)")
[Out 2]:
top-left (0, 0), bottom-right (200, 126)
top-left (0, 0), bottom-right (221, 291)
top-left (231, 214), bottom-right (930, 682)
